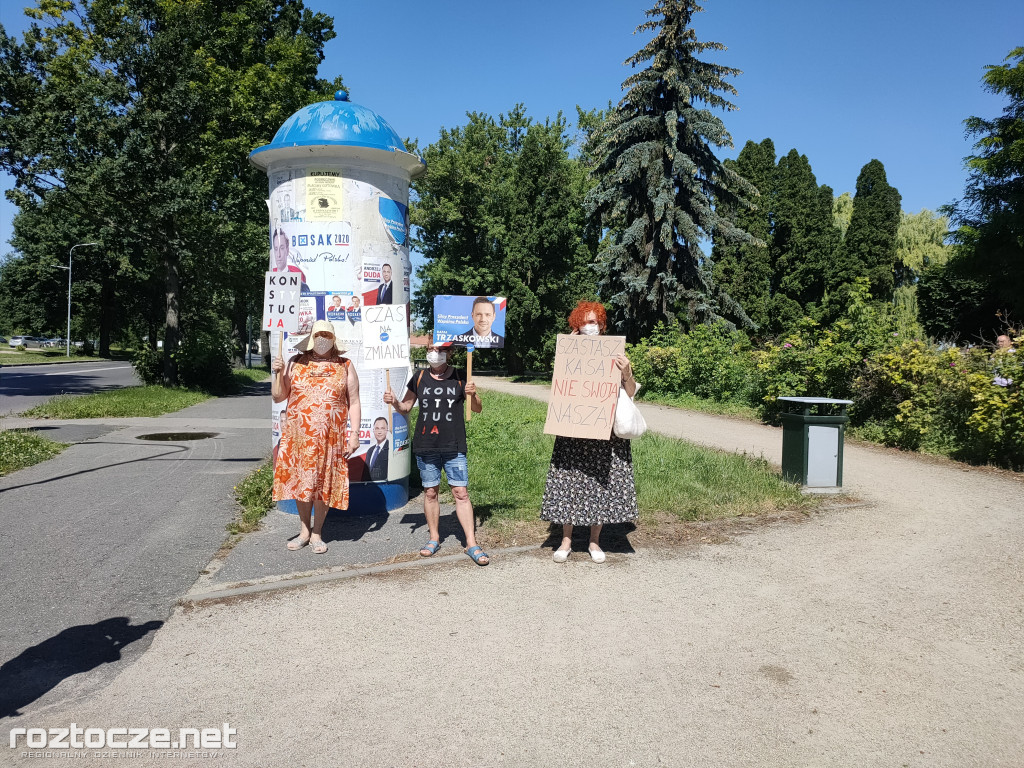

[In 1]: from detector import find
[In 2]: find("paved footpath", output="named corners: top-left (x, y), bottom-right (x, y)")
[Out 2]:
top-left (2, 379), bottom-right (1022, 767)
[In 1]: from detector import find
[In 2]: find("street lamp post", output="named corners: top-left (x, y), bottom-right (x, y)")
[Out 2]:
top-left (57, 242), bottom-right (100, 357)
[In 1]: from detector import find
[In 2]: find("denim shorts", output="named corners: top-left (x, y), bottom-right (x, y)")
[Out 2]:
top-left (415, 452), bottom-right (468, 488)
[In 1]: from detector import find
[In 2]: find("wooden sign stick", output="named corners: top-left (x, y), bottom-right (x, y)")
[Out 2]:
top-left (466, 350), bottom-right (473, 422)
top-left (275, 332), bottom-right (283, 383)
top-left (386, 370), bottom-right (393, 433)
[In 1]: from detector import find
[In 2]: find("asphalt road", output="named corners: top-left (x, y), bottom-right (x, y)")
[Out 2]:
top-left (0, 387), bottom-right (271, 719)
top-left (0, 361), bottom-right (140, 414)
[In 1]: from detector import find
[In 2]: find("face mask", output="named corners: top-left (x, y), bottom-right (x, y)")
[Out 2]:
top-left (313, 337), bottom-right (334, 355)
top-left (426, 350), bottom-right (447, 367)
top-left (580, 323), bottom-right (600, 336)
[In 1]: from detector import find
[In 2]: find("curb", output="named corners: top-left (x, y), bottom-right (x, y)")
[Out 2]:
top-left (180, 544), bottom-right (540, 605)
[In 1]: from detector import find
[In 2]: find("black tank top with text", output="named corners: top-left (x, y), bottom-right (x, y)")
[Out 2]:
top-left (408, 367), bottom-right (467, 454)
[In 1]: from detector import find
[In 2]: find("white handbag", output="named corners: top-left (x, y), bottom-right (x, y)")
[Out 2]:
top-left (613, 382), bottom-right (647, 439)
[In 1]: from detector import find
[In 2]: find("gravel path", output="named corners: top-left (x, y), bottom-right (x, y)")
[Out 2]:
top-left (5, 379), bottom-right (1021, 767)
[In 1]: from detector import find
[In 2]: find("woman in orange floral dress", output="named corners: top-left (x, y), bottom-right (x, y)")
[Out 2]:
top-left (271, 320), bottom-right (361, 554)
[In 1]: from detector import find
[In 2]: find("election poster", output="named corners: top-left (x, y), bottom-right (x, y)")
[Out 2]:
top-left (270, 221), bottom-right (356, 294)
top-left (433, 295), bottom-right (507, 349)
top-left (543, 334), bottom-right (626, 440)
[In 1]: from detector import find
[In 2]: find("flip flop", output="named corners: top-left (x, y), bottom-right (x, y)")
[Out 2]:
top-left (465, 545), bottom-right (490, 566)
top-left (420, 540), bottom-right (441, 557)
top-left (287, 536), bottom-right (310, 551)
top-left (310, 539), bottom-right (328, 554)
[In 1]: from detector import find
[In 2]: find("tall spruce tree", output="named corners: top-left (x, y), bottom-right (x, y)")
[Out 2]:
top-left (712, 138), bottom-right (775, 330)
top-left (830, 159), bottom-right (902, 303)
top-left (587, 0), bottom-right (756, 340)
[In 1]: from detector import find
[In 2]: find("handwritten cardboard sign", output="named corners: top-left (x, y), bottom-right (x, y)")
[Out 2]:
top-left (263, 271), bottom-right (300, 333)
top-left (361, 303), bottom-right (410, 369)
top-left (543, 334), bottom-right (625, 440)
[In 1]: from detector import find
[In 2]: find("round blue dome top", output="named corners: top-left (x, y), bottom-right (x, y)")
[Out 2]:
top-left (249, 92), bottom-right (424, 174)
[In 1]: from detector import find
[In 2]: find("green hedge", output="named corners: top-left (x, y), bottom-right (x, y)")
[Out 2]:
top-left (626, 289), bottom-right (1023, 469)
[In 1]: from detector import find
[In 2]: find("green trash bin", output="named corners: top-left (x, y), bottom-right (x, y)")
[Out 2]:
top-left (777, 397), bottom-right (852, 488)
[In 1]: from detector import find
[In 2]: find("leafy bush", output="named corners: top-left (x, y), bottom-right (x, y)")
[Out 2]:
top-left (753, 281), bottom-right (902, 420)
top-left (176, 328), bottom-right (233, 392)
top-left (851, 341), bottom-right (1023, 467)
top-left (851, 341), bottom-right (972, 451)
top-left (131, 329), bottom-right (233, 392)
top-left (132, 344), bottom-right (163, 385)
top-left (628, 322), bottom-right (755, 404)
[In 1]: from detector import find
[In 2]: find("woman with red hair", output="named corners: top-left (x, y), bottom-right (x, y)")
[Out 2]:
top-left (540, 301), bottom-right (639, 563)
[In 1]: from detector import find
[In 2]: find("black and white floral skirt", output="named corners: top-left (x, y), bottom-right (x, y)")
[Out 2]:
top-left (540, 435), bottom-right (639, 526)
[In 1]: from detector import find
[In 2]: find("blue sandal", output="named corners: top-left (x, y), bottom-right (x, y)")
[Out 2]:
top-left (466, 545), bottom-right (490, 566)
top-left (420, 540), bottom-right (441, 557)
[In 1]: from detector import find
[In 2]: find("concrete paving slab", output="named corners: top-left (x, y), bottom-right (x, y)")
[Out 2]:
top-left (203, 500), bottom-right (477, 590)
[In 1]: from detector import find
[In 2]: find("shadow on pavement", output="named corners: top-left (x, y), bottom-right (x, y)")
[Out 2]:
top-left (321, 509), bottom-right (389, 543)
top-left (0, 617), bottom-right (163, 719)
top-left (541, 522), bottom-right (637, 554)
top-left (398, 512), bottom-right (467, 546)
top-left (0, 444), bottom-right (265, 495)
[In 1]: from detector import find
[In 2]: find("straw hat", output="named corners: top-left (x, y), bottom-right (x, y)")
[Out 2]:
top-left (294, 320), bottom-right (345, 354)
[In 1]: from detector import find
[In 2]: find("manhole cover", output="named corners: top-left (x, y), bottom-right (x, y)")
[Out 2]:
top-left (136, 432), bottom-right (218, 441)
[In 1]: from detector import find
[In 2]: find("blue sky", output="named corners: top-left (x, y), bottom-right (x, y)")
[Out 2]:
top-left (1, 0), bottom-right (1022, 254)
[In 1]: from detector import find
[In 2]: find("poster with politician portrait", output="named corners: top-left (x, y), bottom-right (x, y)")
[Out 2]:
top-left (433, 295), bottom-right (507, 349)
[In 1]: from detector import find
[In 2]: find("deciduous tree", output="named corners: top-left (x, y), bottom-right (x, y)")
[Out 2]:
top-left (411, 107), bottom-right (599, 372)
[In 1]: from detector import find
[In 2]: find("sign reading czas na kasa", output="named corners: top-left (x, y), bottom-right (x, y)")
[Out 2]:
top-left (543, 334), bottom-right (625, 440)
top-left (263, 271), bottom-right (300, 333)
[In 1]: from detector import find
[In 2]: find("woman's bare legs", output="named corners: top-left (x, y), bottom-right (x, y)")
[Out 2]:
top-left (556, 524), bottom-right (573, 554)
top-left (291, 499), bottom-right (328, 548)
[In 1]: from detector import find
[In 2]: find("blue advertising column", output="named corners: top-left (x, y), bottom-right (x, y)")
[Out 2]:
top-left (249, 91), bottom-right (425, 513)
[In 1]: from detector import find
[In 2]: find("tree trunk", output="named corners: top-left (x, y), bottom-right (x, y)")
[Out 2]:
top-left (230, 293), bottom-right (247, 369)
top-left (163, 245), bottom-right (180, 386)
top-left (99, 275), bottom-right (114, 358)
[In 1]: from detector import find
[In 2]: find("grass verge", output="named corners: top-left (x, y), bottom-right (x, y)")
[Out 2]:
top-left (229, 460), bottom-right (275, 534)
top-left (224, 391), bottom-right (810, 539)
top-left (0, 430), bottom-right (69, 475)
top-left (0, 349), bottom-right (133, 365)
top-left (467, 391), bottom-right (807, 526)
top-left (22, 367), bottom-right (270, 419)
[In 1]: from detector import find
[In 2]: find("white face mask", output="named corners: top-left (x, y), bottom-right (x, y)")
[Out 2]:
top-left (426, 350), bottom-right (447, 367)
top-left (313, 337), bottom-right (334, 355)
top-left (580, 323), bottom-right (600, 336)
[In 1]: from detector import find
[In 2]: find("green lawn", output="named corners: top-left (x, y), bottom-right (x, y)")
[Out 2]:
top-left (0, 348), bottom-right (132, 365)
top-left (229, 390), bottom-right (808, 535)
top-left (0, 430), bottom-right (68, 476)
top-left (22, 367), bottom-right (270, 419)
top-left (467, 391), bottom-right (804, 523)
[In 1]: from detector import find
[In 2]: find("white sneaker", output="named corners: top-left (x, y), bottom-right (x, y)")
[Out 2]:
top-left (589, 547), bottom-right (606, 563)
top-left (553, 548), bottom-right (570, 563)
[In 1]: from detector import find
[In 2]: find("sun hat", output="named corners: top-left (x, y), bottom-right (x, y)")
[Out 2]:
top-left (294, 319), bottom-right (345, 354)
